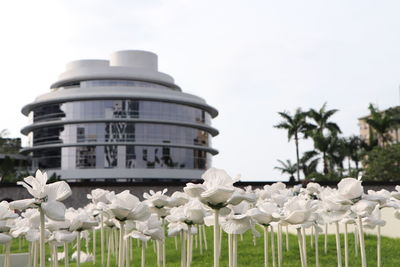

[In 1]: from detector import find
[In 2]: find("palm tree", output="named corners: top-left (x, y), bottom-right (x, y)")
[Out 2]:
top-left (366, 104), bottom-right (399, 146)
top-left (345, 135), bottom-right (363, 176)
top-left (274, 159), bottom-right (297, 181)
top-left (307, 102), bottom-right (341, 136)
top-left (312, 133), bottom-right (339, 175)
top-left (299, 151), bottom-right (319, 179)
top-left (327, 136), bottom-right (348, 177)
top-left (306, 103), bottom-right (341, 174)
top-left (274, 108), bottom-right (314, 181)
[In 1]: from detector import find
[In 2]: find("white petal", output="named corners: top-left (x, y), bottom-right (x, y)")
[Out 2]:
top-left (9, 198), bottom-right (36, 210)
top-left (42, 201), bottom-right (66, 221)
top-left (45, 181), bottom-right (72, 201)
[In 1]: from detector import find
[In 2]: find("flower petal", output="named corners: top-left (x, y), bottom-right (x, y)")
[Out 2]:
top-left (45, 181), bottom-right (72, 201)
top-left (42, 201), bottom-right (66, 221)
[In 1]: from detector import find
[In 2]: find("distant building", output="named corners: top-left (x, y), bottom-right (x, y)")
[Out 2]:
top-left (358, 106), bottom-right (400, 145)
top-left (21, 50), bottom-right (219, 181)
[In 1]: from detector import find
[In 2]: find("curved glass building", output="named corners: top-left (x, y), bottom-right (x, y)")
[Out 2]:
top-left (21, 50), bottom-right (218, 181)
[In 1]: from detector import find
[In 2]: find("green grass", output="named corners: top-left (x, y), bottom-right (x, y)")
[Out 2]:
top-left (4, 227), bottom-right (400, 266)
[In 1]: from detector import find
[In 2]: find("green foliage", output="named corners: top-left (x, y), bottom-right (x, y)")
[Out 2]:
top-left (0, 137), bottom-right (21, 154)
top-left (363, 143), bottom-right (400, 181)
top-left (366, 104), bottom-right (400, 146)
top-left (0, 156), bottom-right (16, 182)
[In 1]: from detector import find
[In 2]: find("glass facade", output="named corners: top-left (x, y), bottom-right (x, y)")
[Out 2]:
top-left (31, 123), bottom-right (210, 147)
top-left (31, 100), bottom-right (211, 125)
top-left (59, 79), bottom-right (169, 90)
top-left (30, 145), bottom-right (210, 170)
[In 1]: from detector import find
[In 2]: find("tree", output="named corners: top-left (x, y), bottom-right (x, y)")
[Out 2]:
top-left (299, 151), bottom-right (319, 179)
top-left (274, 159), bottom-right (297, 181)
top-left (366, 104), bottom-right (399, 146)
top-left (363, 144), bottom-right (400, 181)
top-left (307, 103), bottom-right (341, 136)
top-left (274, 108), bottom-right (314, 181)
top-left (345, 135), bottom-right (363, 176)
top-left (306, 103), bottom-right (341, 175)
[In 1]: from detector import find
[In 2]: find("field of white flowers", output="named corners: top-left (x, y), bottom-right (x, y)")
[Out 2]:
top-left (1, 168), bottom-right (400, 267)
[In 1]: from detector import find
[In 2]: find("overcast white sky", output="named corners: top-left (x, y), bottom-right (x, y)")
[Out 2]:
top-left (1, 0), bottom-right (400, 181)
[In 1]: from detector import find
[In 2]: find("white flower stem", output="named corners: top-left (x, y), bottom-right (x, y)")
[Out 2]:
top-left (264, 225), bottom-right (269, 267)
top-left (297, 228), bottom-right (305, 267)
top-left (228, 233), bottom-right (232, 267)
top-left (118, 222), bottom-right (125, 267)
top-left (214, 210), bottom-right (220, 267)
top-left (314, 225), bottom-right (319, 267)
top-left (28, 242), bottom-right (32, 267)
top-left (334, 222), bottom-right (342, 267)
top-left (233, 234), bottom-right (238, 267)
top-left (357, 216), bottom-right (367, 267)
top-left (202, 225), bottom-right (208, 250)
top-left (107, 230), bottom-right (111, 267)
top-left (162, 219), bottom-right (166, 267)
top-left (93, 228), bottom-right (96, 265)
top-left (377, 225), bottom-right (381, 267)
top-left (54, 244), bottom-right (59, 267)
top-left (64, 242), bottom-right (69, 267)
top-left (301, 227), bottom-right (307, 265)
top-left (278, 224), bottom-right (282, 267)
top-left (39, 207), bottom-right (45, 267)
top-left (354, 225), bottom-right (359, 257)
top-left (286, 225), bottom-right (289, 251)
top-left (271, 225), bottom-right (276, 267)
top-left (344, 223), bottom-right (348, 267)
top-left (310, 226), bottom-right (314, 248)
top-left (199, 225), bottom-right (203, 255)
top-left (33, 241), bottom-right (38, 267)
top-left (141, 241), bottom-right (146, 267)
top-left (187, 226), bottom-right (192, 267)
top-left (324, 223), bottom-right (328, 255)
top-left (77, 231), bottom-right (81, 267)
top-left (5, 242), bottom-right (10, 267)
top-left (181, 230), bottom-right (187, 267)
top-left (101, 213), bottom-right (104, 267)
top-left (125, 238), bottom-right (130, 267)
top-left (175, 236), bottom-right (178, 251)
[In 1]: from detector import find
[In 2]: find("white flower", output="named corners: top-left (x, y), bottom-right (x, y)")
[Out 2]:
top-left (186, 168), bottom-right (240, 209)
top-left (169, 191), bottom-right (190, 207)
top-left (220, 202), bottom-right (259, 236)
top-left (71, 251), bottom-right (94, 263)
top-left (65, 208), bottom-right (98, 232)
top-left (278, 196), bottom-right (315, 226)
top-left (108, 190), bottom-right (150, 222)
top-left (12, 170), bottom-right (71, 221)
top-left (351, 199), bottom-right (377, 217)
top-left (306, 182), bottom-right (322, 195)
top-left (362, 206), bottom-right (385, 229)
top-left (50, 230), bottom-right (78, 246)
top-left (87, 189), bottom-right (111, 205)
top-left (125, 214), bottom-right (164, 241)
top-left (248, 201), bottom-right (279, 226)
top-left (391, 185), bottom-right (400, 200)
top-left (337, 177), bottom-right (363, 201)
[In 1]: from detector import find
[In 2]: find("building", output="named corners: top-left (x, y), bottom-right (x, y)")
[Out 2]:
top-left (21, 50), bottom-right (219, 181)
top-left (358, 106), bottom-right (400, 145)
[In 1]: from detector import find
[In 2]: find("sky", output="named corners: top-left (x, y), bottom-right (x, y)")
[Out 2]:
top-left (1, 0), bottom-right (400, 181)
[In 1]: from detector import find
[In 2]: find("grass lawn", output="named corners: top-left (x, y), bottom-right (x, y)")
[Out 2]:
top-left (5, 226), bottom-right (400, 266)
